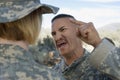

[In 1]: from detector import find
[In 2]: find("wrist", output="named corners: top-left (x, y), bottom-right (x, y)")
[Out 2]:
top-left (92, 38), bottom-right (102, 48)
top-left (93, 37), bottom-right (114, 48)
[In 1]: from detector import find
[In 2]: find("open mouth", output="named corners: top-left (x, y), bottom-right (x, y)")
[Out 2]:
top-left (57, 41), bottom-right (67, 49)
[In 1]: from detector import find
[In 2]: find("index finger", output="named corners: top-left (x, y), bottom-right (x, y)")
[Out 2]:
top-left (69, 18), bottom-right (86, 26)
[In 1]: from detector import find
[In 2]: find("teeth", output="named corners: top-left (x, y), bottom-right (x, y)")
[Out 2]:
top-left (58, 43), bottom-right (66, 48)
top-left (56, 40), bottom-right (66, 48)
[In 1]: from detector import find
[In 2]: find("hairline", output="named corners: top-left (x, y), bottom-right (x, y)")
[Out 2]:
top-left (51, 14), bottom-right (75, 23)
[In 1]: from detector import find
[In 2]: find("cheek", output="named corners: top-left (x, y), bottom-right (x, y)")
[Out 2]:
top-left (67, 32), bottom-right (80, 47)
top-left (67, 31), bottom-right (78, 39)
top-left (63, 28), bottom-right (78, 41)
top-left (67, 34), bottom-right (77, 45)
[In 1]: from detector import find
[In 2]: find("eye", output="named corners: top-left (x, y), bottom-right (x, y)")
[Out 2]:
top-left (51, 32), bottom-right (56, 36)
top-left (59, 27), bottom-right (66, 32)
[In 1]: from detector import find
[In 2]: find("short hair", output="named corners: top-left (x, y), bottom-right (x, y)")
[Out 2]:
top-left (0, 10), bottom-right (42, 44)
top-left (51, 14), bottom-right (75, 22)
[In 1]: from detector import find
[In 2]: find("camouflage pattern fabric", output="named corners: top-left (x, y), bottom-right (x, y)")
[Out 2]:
top-left (53, 49), bottom-right (113, 80)
top-left (89, 38), bottom-right (120, 80)
top-left (0, 0), bottom-right (59, 23)
top-left (0, 44), bottom-right (65, 80)
top-left (29, 46), bottom-right (49, 65)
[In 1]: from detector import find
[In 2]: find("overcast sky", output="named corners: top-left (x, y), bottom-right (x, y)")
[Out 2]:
top-left (40, 0), bottom-right (120, 30)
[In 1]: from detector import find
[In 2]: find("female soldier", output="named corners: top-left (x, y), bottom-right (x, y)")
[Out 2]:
top-left (0, 0), bottom-right (65, 80)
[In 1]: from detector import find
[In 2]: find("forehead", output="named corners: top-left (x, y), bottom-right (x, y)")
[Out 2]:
top-left (51, 17), bottom-right (77, 32)
top-left (52, 17), bottom-right (73, 28)
top-left (52, 17), bottom-right (71, 24)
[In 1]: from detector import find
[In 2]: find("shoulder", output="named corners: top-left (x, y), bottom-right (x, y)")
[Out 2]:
top-left (35, 65), bottom-right (65, 80)
top-left (0, 44), bottom-right (65, 80)
top-left (53, 59), bottom-right (65, 69)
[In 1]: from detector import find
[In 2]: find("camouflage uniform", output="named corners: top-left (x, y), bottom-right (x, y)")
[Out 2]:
top-left (89, 38), bottom-right (120, 80)
top-left (0, 44), bottom-right (65, 80)
top-left (53, 38), bottom-right (120, 80)
top-left (29, 46), bottom-right (49, 65)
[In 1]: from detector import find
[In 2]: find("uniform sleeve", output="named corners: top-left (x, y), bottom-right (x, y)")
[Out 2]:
top-left (88, 38), bottom-right (120, 80)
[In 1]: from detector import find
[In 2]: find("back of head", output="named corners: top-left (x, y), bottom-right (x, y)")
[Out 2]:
top-left (0, 10), bottom-right (41, 44)
top-left (0, 0), bottom-right (59, 44)
top-left (51, 14), bottom-right (75, 23)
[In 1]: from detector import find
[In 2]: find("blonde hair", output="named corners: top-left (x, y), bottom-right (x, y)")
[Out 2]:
top-left (0, 10), bottom-right (42, 44)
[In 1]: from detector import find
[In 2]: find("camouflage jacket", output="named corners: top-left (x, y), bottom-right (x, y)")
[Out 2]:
top-left (88, 38), bottom-right (120, 80)
top-left (53, 38), bottom-right (120, 80)
top-left (53, 50), bottom-right (112, 80)
top-left (0, 44), bottom-right (65, 80)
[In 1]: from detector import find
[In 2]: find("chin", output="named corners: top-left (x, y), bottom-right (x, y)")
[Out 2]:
top-left (60, 51), bottom-right (69, 57)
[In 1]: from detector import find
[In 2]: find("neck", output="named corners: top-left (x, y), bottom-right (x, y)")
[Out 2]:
top-left (64, 47), bottom-right (84, 66)
top-left (0, 38), bottom-right (29, 50)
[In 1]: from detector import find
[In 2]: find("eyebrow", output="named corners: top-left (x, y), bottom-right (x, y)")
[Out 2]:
top-left (51, 26), bottom-right (65, 36)
top-left (59, 26), bottom-right (65, 31)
